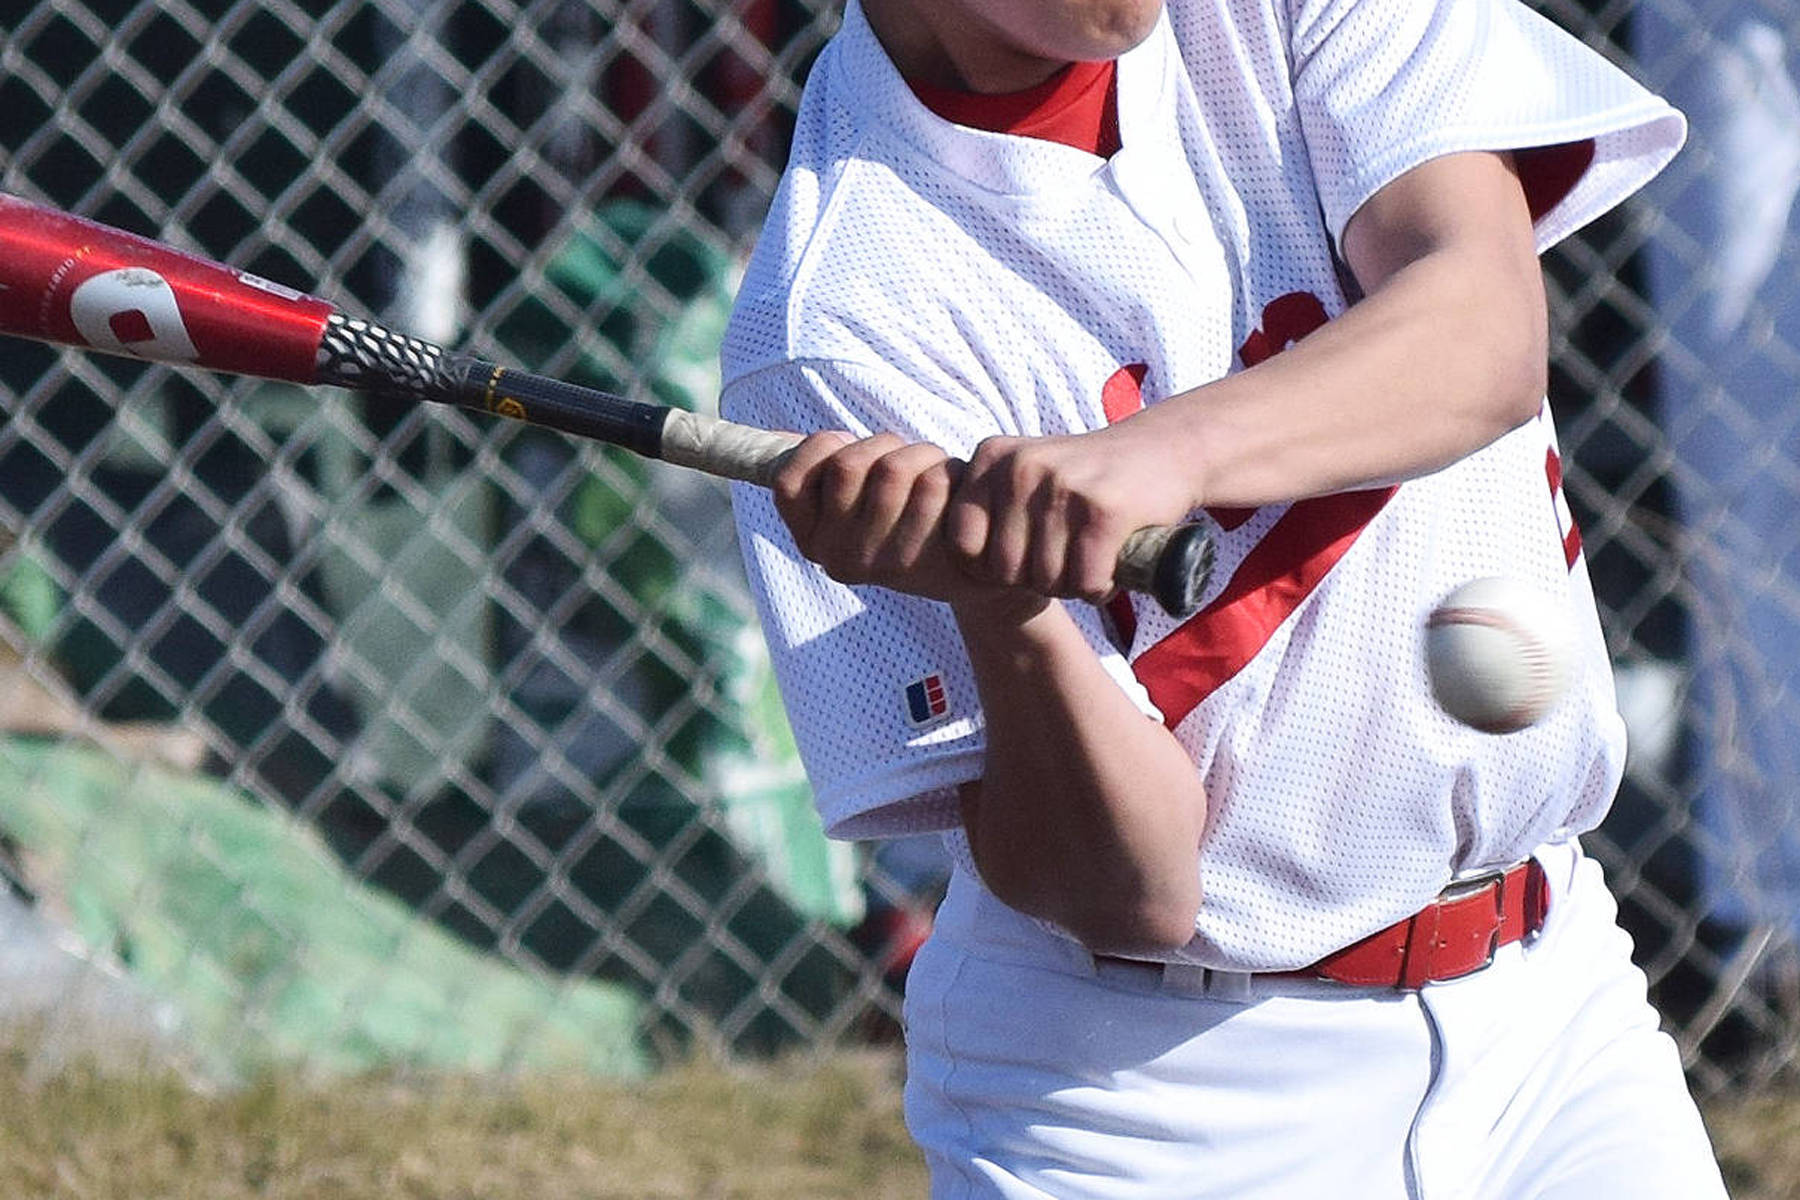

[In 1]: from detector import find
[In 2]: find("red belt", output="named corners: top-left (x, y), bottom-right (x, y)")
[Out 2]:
top-left (1279, 858), bottom-right (1550, 988)
top-left (1098, 859), bottom-right (1550, 992)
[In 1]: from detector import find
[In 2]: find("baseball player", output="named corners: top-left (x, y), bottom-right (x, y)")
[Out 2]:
top-left (721, 0), bottom-right (1730, 1195)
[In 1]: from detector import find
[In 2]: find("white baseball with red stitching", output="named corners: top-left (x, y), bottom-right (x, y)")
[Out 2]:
top-left (1426, 576), bottom-right (1576, 734)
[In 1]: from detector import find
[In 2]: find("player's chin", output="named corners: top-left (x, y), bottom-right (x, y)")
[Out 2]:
top-left (1074, 0), bottom-right (1163, 57)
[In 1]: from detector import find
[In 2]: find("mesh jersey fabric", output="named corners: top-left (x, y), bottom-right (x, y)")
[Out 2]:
top-left (720, 0), bottom-right (1685, 969)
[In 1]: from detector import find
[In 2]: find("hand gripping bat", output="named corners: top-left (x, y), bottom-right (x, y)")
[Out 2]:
top-left (0, 193), bottom-right (1214, 616)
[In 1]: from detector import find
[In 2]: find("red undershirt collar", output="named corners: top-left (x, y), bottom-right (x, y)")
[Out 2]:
top-left (907, 59), bottom-right (1121, 158)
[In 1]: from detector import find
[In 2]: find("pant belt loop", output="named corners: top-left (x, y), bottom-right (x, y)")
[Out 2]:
top-left (1204, 969), bottom-right (1254, 1003)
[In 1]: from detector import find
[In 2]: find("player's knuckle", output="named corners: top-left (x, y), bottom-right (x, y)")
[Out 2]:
top-left (866, 450), bottom-right (912, 491)
top-left (970, 437), bottom-right (1016, 476)
top-left (818, 454), bottom-right (863, 501)
top-left (912, 466), bottom-right (952, 510)
top-left (900, 441), bottom-right (948, 470)
top-left (945, 503), bottom-right (985, 558)
top-left (969, 436), bottom-right (1002, 464)
top-left (800, 430), bottom-right (854, 464)
top-left (771, 471), bottom-right (804, 509)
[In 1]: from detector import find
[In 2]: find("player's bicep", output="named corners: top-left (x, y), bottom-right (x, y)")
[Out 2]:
top-left (1339, 150), bottom-right (1549, 412)
top-left (1339, 151), bottom-right (1540, 296)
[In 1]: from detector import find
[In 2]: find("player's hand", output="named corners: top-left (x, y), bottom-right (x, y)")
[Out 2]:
top-left (945, 422), bottom-right (1200, 605)
top-left (771, 430), bottom-right (1048, 615)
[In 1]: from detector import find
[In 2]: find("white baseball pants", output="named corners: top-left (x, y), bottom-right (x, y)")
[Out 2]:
top-left (901, 839), bottom-right (1728, 1199)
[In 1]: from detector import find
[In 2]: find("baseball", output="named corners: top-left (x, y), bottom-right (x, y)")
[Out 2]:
top-left (1425, 576), bottom-right (1574, 734)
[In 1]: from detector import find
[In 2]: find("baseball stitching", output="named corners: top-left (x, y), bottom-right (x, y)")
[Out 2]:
top-left (1427, 605), bottom-right (1558, 730)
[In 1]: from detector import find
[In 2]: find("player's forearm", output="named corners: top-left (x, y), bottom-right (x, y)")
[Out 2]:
top-left (952, 597), bottom-right (1205, 955)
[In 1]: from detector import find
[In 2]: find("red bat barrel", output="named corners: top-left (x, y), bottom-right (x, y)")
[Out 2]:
top-left (0, 193), bottom-right (335, 384)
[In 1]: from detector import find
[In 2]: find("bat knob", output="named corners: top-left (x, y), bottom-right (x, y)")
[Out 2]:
top-left (1116, 522), bottom-right (1215, 619)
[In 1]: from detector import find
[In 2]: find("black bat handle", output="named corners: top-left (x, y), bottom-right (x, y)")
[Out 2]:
top-left (314, 314), bottom-right (669, 454)
top-left (457, 361), bottom-right (667, 457)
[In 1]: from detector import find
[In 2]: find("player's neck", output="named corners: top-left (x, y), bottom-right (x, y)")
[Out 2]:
top-left (862, 0), bottom-right (1073, 93)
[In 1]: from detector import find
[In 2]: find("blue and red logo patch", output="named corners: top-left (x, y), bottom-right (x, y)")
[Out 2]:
top-left (904, 673), bottom-right (950, 727)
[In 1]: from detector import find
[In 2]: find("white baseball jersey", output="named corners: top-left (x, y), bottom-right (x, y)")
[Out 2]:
top-left (722, 0), bottom-right (1685, 968)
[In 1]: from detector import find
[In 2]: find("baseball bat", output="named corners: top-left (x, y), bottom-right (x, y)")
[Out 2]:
top-left (0, 193), bottom-right (1214, 616)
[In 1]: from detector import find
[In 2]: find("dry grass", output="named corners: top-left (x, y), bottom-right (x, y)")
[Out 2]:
top-left (1707, 1084), bottom-right (1800, 1200)
top-left (0, 1045), bottom-right (928, 1199)
top-left (4, 1034), bottom-right (1799, 1199)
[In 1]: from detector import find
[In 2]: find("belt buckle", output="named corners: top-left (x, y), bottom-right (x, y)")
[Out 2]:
top-left (1437, 866), bottom-right (1510, 979)
top-left (1439, 864), bottom-right (1509, 899)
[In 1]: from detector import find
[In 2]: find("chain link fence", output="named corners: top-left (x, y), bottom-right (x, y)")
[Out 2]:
top-left (0, 0), bottom-right (1794, 1095)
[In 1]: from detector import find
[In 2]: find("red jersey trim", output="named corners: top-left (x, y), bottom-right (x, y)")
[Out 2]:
top-left (1133, 488), bottom-right (1397, 728)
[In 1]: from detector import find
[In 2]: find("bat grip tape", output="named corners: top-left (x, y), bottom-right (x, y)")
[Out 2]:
top-left (660, 409), bottom-right (804, 487)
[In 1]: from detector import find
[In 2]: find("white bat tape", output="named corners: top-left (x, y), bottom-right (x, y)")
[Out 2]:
top-left (660, 410), bottom-right (803, 486)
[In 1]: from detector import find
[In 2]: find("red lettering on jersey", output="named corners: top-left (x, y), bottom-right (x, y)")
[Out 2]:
top-left (1205, 292), bottom-right (1334, 531)
top-left (1101, 361), bottom-right (1148, 423)
top-left (1237, 291), bottom-right (1329, 369)
top-left (1133, 486), bottom-right (1396, 726)
top-left (1545, 445), bottom-right (1582, 568)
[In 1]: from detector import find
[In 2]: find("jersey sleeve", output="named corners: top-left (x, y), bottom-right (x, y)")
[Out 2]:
top-left (722, 356), bottom-right (1159, 841)
top-left (1287, 0), bottom-right (1686, 251)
